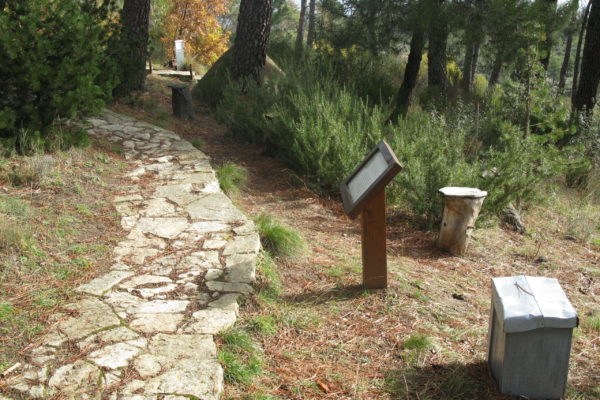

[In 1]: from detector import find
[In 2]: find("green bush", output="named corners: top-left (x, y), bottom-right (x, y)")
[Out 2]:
top-left (216, 59), bottom-right (570, 223)
top-left (386, 112), bottom-right (479, 222)
top-left (0, 0), bottom-right (118, 148)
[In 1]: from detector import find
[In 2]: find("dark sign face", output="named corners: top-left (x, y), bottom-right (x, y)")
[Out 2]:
top-left (340, 141), bottom-right (402, 219)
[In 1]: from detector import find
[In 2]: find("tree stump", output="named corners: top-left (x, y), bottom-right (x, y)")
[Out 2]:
top-left (437, 187), bottom-right (487, 256)
top-left (168, 83), bottom-right (193, 119)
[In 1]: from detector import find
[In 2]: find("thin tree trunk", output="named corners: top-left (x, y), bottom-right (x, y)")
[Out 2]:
top-left (540, 0), bottom-right (558, 70)
top-left (232, 0), bottom-right (273, 84)
top-left (461, 0), bottom-right (483, 92)
top-left (307, 0), bottom-right (316, 47)
top-left (573, 0), bottom-right (600, 114)
top-left (390, 26), bottom-right (426, 120)
top-left (489, 52), bottom-right (503, 86)
top-left (571, 0), bottom-right (592, 106)
top-left (295, 0), bottom-right (307, 55)
top-left (462, 40), bottom-right (475, 92)
top-left (471, 40), bottom-right (480, 84)
top-left (558, 29), bottom-right (574, 94)
top-left (117, 0), bottom-right (151, 94)
top-left (427, 0), bottom-right (448, 90)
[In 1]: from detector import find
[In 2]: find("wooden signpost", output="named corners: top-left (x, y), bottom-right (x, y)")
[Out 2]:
top-left (340, 141), bottom-right (402, 289)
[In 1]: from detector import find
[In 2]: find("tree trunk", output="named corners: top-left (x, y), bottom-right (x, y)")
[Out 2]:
top-left (540, 0), bottom-right (558, 70)
top-left (295, 0), bottom-right (307, 55)
top-left (307, 0), bottom-right (316, 47)
top-left (117, 0), bottom-right (151, 94)
top-left (390, 26), bottom-right (426, 120)
top-left (428, 0), bottom-right (448, 90)
top-left (462, 40), bottom-right (475, 92)
top-left (232, 0), bottom-right (273, 84)
top-left (471, 40), bottom-right (480, 84)
top-left (558, 29), bottom-right (573, 94)
top-left (489, 52), bottom-right (503, 86)
top-left (571, 0), bottom-right (592, 107)
top-left (461, 0), bottom-right (484, 92)
top-left (573, 0), bottom-right (600, 114)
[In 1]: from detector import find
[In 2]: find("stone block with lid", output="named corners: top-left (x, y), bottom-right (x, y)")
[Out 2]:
top-left (488, 275), bottom-right (578, 399)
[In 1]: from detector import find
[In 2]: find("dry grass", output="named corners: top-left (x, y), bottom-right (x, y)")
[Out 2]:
top-left (0, 139), bottom-right (128, 374)
top-left (111, 74), bottom-right (600, 400)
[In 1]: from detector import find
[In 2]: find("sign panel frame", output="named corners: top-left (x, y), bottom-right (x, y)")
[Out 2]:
top-left (340, 141), bottom-right (402, 219)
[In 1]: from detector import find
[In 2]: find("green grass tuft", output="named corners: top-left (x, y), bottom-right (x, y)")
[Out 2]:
top-left (218, 329), bottom-right (263, 386)
top-left (191, 138), bottom-right (204, 150)
top-left (246, 315), bottom-right (278, 336)
top-left (256, 252), bottom-right (282, 302)
top-left (582, 313), bottom-right (600, 332)
top-left (256, 213), bottom-right (304, 258)
top-left (217, 162), bottom-right (248, 195)
top-left (0, 219), bottom-right (30, 253)
top-left (403, 333), bottom-right (432, 351)
top-left (0, 197), bottom-right (30, 217)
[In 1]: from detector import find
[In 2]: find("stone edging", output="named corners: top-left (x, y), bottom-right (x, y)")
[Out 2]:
top-left (3, 110), bottom-right (259, 400)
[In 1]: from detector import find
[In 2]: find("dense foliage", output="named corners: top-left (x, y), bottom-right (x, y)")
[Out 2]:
top-left (215, 55), bottom-right (585, 223)
top-left (0, 0), bottom-right (117, 149)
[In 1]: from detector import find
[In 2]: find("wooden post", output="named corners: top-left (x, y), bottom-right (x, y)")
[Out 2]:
top-left (361, 190), bottom-right (387, 289)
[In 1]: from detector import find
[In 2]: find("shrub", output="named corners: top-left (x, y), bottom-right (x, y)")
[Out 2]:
top-left (472, 74), bottom-right (489, 101)
top-left (216, 58), bottom-right (570, 223)
top-left (0, 0), bottom-right (118, 148)
top-left (386, 112), bottom-right (479, 223)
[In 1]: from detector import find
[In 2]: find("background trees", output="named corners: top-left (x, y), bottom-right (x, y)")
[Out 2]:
top-left (161, 0), bottom-right (230, 66)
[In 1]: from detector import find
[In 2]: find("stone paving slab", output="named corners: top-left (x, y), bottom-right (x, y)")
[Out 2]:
top-left (2, 110), bottom-right (260, 400)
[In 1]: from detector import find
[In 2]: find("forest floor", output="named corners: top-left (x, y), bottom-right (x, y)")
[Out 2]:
top-left (111, 74), bottom-right (600, 400)
top-left (0, 137), bottom-right (129, 374)
top-left (2, 72), bottom-right (597, 400)
top-left (107, 73), bottom-right (600, 400)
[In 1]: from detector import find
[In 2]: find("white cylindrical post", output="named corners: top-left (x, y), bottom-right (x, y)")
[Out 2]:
top-left (174, 40), bottom-right (185, 71)
top-left (437, 186), bottom-right (487, 256)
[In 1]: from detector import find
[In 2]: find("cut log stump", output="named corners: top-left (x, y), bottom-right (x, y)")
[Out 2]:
top-left (168, 83), bottom-right (193, 119)
top-left (437, 187), bottom-right (487, 256)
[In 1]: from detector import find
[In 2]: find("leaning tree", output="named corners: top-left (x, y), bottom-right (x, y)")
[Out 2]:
top-left (232, 0), bottom-right (273, 84)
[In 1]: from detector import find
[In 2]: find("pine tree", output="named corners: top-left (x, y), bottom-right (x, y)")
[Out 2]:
top-left (232, 0), bottom-right (273, 84)
top-left (115, 0), bottom-right (151, 95)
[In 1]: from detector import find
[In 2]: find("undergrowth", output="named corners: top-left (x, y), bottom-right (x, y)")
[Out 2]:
top-left (215, 60), bottom-right (575, 224)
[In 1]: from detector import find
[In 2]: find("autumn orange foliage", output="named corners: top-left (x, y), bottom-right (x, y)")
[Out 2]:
top-left (162, 0), bottom-right (231, 66)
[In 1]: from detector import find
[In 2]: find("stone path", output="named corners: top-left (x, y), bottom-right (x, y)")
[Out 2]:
top-left (2, 110), bottom-right (260, 400)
